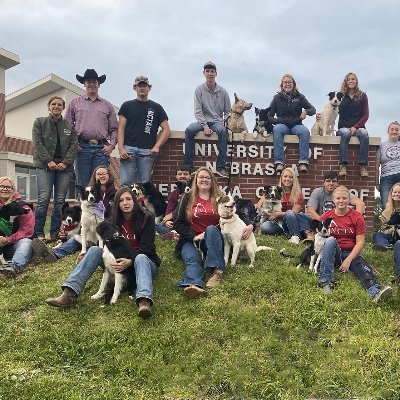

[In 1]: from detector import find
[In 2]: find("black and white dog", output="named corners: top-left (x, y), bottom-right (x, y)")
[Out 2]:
top-left (387, 213), bottom-right (400, 241)
top-left (76, 182), bottom-right (105, 255)
top-left (91, 221), bottom-right (136, 304)
top-left (258, 185), bottom-right (283, 231)
top-left (296, 218), bottom-right (333, 273)
top-left (252, 107), bottom-right (274, 141)
top-left (311, 91), bottom-right (343, 136)
top-left (57, 203), bottom-right (81, 243)
top-left (140, 182), bottom-right (167, 224)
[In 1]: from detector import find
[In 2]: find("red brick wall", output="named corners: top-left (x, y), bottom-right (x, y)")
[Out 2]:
top-left (148, 133), bottom-right (378, 230)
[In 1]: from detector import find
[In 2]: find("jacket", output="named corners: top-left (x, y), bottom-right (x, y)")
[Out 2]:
top-left (32, 116), bottom-right (78, 169)
top-left (338, 93), bottom-right (368, 129)
top-left (267, 91), bottom-right (315, 128)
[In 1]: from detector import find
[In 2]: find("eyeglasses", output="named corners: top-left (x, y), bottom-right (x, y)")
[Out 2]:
top-left (96, 172), bottom-right (109, 176)
top-left (324, 179), bottom-right (338, 183)
top-left (0, 185), bottom-right (13, 191)
top-left (197, 176), bottom-right (211, 181)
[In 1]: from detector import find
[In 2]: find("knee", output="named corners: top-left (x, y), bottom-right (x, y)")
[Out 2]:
top-left (324, 236), bottom-right (337, 251)
top-left (260, 222), bottom-right (275, 235)
top-left (395, 241), bottom-right (400, 251)
top-left (338, 129), bottom-right (351, 140)
top-left (285, 210), bottom-right (295, 219)
top-left (134, 254), bottom-right (149, 268)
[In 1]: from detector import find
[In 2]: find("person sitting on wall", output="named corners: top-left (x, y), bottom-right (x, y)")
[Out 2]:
top-left (0, 177), bottom-right (34, 279)
top-left (184, 61), bottom-right (231, 178)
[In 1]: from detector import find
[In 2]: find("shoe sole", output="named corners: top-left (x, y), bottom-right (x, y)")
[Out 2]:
top-left (45, 299), bottom-right (76, 308)
top-left (184, 286), bottom-right (205, 298)
top-left (32, 239), bottom-right (58, 263)
top-left (374, 288), bottom-right (393, 303)
top-left (138, 306), bottom-right (152, 318)
top-left (0, 270), bottom-right (17, 279)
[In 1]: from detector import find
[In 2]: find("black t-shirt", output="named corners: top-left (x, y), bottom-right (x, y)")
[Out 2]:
top-left (118, 99), bottom-right (168, 148)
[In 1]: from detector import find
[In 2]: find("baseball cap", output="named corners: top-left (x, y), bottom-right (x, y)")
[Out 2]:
top-left (203, 61), bottom-right (217, 70)
top-left (133, 75), bottom-right (151, 86)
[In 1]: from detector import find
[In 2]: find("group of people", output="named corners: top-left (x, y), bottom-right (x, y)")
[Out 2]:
top-left (0, 61), bottom-right (399, 317)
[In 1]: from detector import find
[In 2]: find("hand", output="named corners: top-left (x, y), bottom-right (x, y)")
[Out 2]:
top-left (77, 145), bottom-right (82, 153)
top-left (316, 113), bottom-right (321, 122)
top-left (193, 233), bottom-right (205, 241)
top-left (300, 111), bottom-right (307, 120)
top-left (0, 236), bottom-right (9, 248)
top-left (241, 224), bottom-right (253, 240)
top-left (204, 127), bottom-right (213, 136)
top-left (55, 162), bottom-right (66, 171)
top-left (165, 220), bottom-right (174, 228)
top-left (119, 147), bottom-right (129, 159)
top-left (47, 161), bottom-right (57, 170)
top-left (150, 146), bottom-right (160, 156)
top-left (268, 212), bottom-right (277, 221)
top-left (111, 258), bottom-right (132, 273)
top-left (350, 127), bottom-right (357, 135)
top-left (102, 144), bottom-right (114, 156)
top-left (339, 258), bottom-right (351, 273)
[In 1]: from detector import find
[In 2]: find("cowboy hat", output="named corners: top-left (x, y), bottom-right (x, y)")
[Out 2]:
top-left (76, 69), bottom-right (106, 84)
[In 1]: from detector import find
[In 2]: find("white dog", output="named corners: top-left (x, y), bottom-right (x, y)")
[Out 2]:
top-left (225, 93), bottom-right (252, 142)
top-left (217, 195), bottom-right (272, 268)
top-left (311, 91), bottom-right (343, 136)
top-left (308, 218), bottom-right (333, 273)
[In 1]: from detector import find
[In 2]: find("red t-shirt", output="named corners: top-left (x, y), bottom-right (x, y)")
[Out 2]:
top-left (281, 191), bottom-right (304, 212)
top-left (190, 197), bottom-right (220, 235)
top-left (121, 219), bottom-right (139, 251)
top-left (320, 208), bottom-right (366, 251)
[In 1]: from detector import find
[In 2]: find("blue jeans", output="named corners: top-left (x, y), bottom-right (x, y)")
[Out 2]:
top-left (184, 122), bottom-right (227, 169)
top-left (53, 237), bottom-right (81, 259)
top-left (380, 173), bottom-right (400, 209)
top-left (155, 222), bottom-right (172, 235)
top-left (63, 246), bottom-right (158, 303)
top-left (318, 236), bottom-right (381, 298)
top-left (2, 238), bottom-right (33, 272)
top-left (272, 124), bottom-right (310, 165)
top-left (75, 143), bottom-right (109, 187)
top-left (34, 168), bottom-right (74, 238)
top-left (336, 128), bottom-right (369, 165)
top-left (395, 241), bottom-right (400, 276)
top-left (177, 225), bottom-right (225, 288)
top-left (120, 146), bottom-right (154, 185)
top-left (260, 212), bottom-right (311, 237)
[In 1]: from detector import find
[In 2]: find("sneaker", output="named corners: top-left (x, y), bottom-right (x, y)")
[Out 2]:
top-left (372, 286), bottom-right (393, 303)
top-left (322, 283), bottom-right (334, 294)
top-left (32, 238), bottom-right (58, 263)
top-left (275, 163), bottom-right (285, 175)
top-left (0, 264), bottom-right (17, 279)
top-left (216, 168), bottom-right (229, 178)
top-left (206, 269), bottom-right (223, 288)
top-left (360, 165), bottom-right (369, 177)
top-left (183, 285), bottom-right (206, 298)
top-left (372, 244), bottom-right (393, 252)
top-left (137, 299), bottom-right (152, 318)
top-left (338, 164), bottom-right (347, 176)
top-left (50, 232), bottom-right (59, 242)
top-left (390, 276), bottom-right (400, 286)
top-left (302, 230), bottom-right (315, 242)
top-left (288, 235), bottom-right (300, 245)
top-left (298, 163), bottom-right (308, 173)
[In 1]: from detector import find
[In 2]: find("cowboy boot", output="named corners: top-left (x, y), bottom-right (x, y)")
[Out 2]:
top-left (45, 287), bottom-right (77, 308)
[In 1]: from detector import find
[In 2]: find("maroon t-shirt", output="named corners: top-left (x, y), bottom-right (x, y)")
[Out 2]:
top-left (121, 219), bottom-right (139, 251)
top-left (190, 197), bottom-right (219, 235)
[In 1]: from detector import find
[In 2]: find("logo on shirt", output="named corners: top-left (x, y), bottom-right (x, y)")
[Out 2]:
top-left (144, 108), bottom-right (155, 134)
top-left (386, 145), bottom-right (400, 160)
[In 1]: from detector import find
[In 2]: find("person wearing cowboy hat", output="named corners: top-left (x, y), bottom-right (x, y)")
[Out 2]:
top-left (65, 68), bottom-right (118, 188)
top-left (117, 75), bottom-right (171, 185)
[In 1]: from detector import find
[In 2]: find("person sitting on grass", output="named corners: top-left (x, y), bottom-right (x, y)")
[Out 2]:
top-left (318, 185), bottom-right (392, 302)
top-left (256, 167), bottom-right (313, 244)
top-left (156, 165), bottom-right (191, 240)
top-left (373, 183), bottom-right (400, 254)
top-left (0, 177), bottom-right (35, 279)
top-left (45, 187), bottom-right (160, 318)
top-left (32, 165), bottom-right (116, 263)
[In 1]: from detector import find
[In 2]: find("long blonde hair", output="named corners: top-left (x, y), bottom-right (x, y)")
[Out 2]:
top-left (0, 176), bottom-right (17, 204)
top-left (278, 167), bottom-right (302, 206)
top-left (340, 72), bottom-right (364, 100)
top-left (186, 167), bottom-right (223, 222)
top-left (279, 73), bottom-right (299, 94)
top-left (382, 183), bottom-right (400, 217)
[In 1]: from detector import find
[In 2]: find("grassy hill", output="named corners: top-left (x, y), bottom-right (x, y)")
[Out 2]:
top-left (0, 235), bottom-right (399, 400)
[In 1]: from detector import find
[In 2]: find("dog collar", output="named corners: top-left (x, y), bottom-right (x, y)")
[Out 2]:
top-left (62, 222), bottom-right (79, 232)
top-left (221, 215), bottom-right (234, 220)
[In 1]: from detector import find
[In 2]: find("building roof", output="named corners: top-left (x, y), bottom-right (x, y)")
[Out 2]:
top-left (0, 48), bottom-right (20, 70)
top-left (5, 73), bottom-right (84, 111)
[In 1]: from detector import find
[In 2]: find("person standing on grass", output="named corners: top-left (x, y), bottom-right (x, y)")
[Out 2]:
top-left (184, 61), bottom-right (231, 178)
top-left (256, 167), bottom-right (313, 244)
top-left (118, 75), bottom-right (171, 185)
top-left (65, 69), bottom-right (118, 188)
top-left (32, 166), bottom-right (116, 263)
top-left (318, 185), bottom-right (392, 302)
top-left (45, 187), bottom-right (160, 318)
top-left (32, 95), bottom-right (78, 242)
top-left (0, 177), bottom-right (34, 279)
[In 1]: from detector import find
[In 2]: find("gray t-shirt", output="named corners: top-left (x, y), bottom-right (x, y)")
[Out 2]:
top-left (377, 140), bottom-right (400, 177)
top-left (306, 187), bottom-right (356, 216)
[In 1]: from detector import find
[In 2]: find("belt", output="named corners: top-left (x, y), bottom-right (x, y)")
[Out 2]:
top-left (78, 138), bottom-right (108, 145)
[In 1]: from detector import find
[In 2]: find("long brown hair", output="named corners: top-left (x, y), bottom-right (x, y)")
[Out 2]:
top-left (186, 167), bottom-right (223, 222)
top-left (88, 165), bottom-right (115, 187)
top-left (340, 72), bottom-right (363, 100)
top-left (279, 73), bottom-right (299, 94)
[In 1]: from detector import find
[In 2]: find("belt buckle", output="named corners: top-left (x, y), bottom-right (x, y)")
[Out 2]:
top-left (89, 139), bottom-right (99, 145)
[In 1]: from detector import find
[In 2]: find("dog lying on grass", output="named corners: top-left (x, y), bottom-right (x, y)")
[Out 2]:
top-left (217, 195), bottom-right (272, 268)
top-left (225, 93), bottom-right (252, 142)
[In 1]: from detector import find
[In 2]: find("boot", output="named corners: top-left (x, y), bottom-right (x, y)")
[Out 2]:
top-left (45, 287), bottom-right (77, 308)
top-left (338, 164), bottom-right (347, 176)
top-left (137, 298), bottom-right (152, 318)
top-left (360, 165), bottom-right (369, 177)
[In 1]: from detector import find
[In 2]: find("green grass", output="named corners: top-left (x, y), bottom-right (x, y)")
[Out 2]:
top-left (1, 235), bottom-right (400, 400)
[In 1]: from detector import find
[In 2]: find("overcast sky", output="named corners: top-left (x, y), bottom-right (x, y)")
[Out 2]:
top-left (2, 0), bottom-right (400, 140)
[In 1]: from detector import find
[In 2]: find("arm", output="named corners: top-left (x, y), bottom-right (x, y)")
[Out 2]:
top-left (117, 115), bottom-right (129, 159)
top-left (194, 88), bottom-right (207, 129)
top-left (223, 90), bottom-right (231, 121)
top-left (376, 146), bottom-right (381, 189)
top-left (353, 94), bottom-right (369, 129)
top-left (64, 103), bottom-right (74, 126)
top-left (173, 194), bottom-right (196, 242)
top-left (62, 124), bottom-right (78, 167)
top-left (6, 206), bottom-right (35, 245)
top-left (350, 196), bottom-right (365, 214)
top-left (339, 234), bottom-right (365, 272)
top-left (108, 106), bottom-right (118, 147)
top-left (151, 119), bottom-right (171, 156)
top-left (32, 118), bottom-right (53, 164)
top-left (306, 206), bottom-right (321, 221)
top-left (301, 96), bottom-right (316, 116)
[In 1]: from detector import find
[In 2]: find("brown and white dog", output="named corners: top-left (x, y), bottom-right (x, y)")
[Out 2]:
top-left (225, 93), bottom-right (252, 142)
top-left (217, 195), bottom-right (272, 268)
top-left (311, 91), bottom-right (343, 136)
